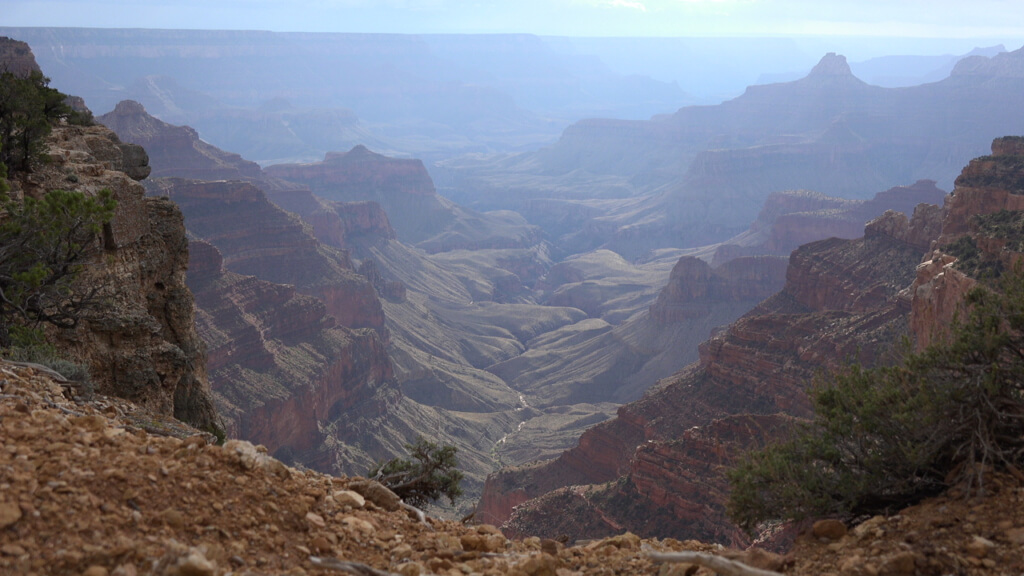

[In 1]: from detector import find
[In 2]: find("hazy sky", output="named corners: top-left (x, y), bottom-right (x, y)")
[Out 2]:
top-left (7, 0), bottom-right (1024, 39)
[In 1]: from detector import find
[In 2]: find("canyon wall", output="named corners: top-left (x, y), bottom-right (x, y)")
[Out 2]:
top-left (477, 201), bottom-right (946, 542)
top-left (1, 39), bottom-right (218, 431)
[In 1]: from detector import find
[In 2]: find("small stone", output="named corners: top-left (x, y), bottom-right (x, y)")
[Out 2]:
top-left (813, 519), bottom-right (848, 541)
top-left (1, 543), bottom-right (26, 556)
top-left (392, 543), bottom-right (414, 559)
top-left (878, 551), bottom-right (918, 576)
top-left (332, 490), bottom-right (365, 509)
top-left (461, 534), bottom-right (485, 552)
top-left (161, 508), bottom-right (186, 529)
top-left (1005, 527), bottom-right (1024, 544)
top-left (838, 555), bottom-right (863, 576)
top-left (347, 480), bottom-right (402, 512)
top-left (599, 532), bottom-right (641, 550)
top-left (520, 553), bottom-right (560, 576)
top-left (305, 512), bottom-right (326, 529)
top-left (111, 564), bottom-right (138, 576)
top-left (484, 534), bottom-right (507, 552)
top-left (540, 539), bottom-right (560, 556)
top-left (71, 414), bottom-right (107, 431)
top-left (964, 535), bottom-right (995, 559)
top-left (172, 550), bottom-right (216, 576)
top-left (82, 567), bottom-right (109, 576)
top-left (743, 548), bottom-right (785, 571)
top-left (658, 564), bottom-right (698, 576)
top-left (396, 562), bottom-right (424, 576)
top-left (475, 524), bottom-right (503, 536)
top-left (0, 501), bottom-right (23, 528)
top-left (342, 516), bottom-right (376, 536)
top-left (309, 536), bottom-right (332, 554)
top-left (852, 516), bottom-right (886, 538)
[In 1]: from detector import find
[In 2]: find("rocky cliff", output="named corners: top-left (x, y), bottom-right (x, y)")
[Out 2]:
top-left (2, 96), bottom-right (218, 433)
top-left (0, 37), bottom-right (40, 76)
top-left (186, 239), bottom-right (396, 470)
top-left (99, 100), bottom-right (263, 181)
top-left (911, 136), bottom-right (1024, 348)
top-left (648, 256), bottom-right (788, 324)
top-left (143, 178), bottom-right (385, 332)
top-left (95, 100), bottom-right (546, 510)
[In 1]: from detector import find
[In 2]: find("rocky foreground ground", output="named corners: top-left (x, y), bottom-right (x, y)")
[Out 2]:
top-left (2, 360), bottom-right (1023, 576)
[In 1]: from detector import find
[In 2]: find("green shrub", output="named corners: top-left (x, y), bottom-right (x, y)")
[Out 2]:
top-left (0, 70), bottom-right (76, 173)
top-left (0, 187), bottom-right (117, 347)
top-left (728, 266), bottom-right (1024, 530)
top-left (369, 437), bottom-right (464, 507)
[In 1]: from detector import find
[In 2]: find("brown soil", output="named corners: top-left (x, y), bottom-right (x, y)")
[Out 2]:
top-left (2, 360), bottom-right (1022, 575)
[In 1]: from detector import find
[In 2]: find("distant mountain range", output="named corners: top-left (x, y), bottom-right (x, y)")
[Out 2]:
top-left (442, 47), bottom-right (1024, 258)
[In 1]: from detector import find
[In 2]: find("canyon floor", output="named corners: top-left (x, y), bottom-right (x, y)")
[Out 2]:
top-left (2, 360), bottom-right (1022, 576)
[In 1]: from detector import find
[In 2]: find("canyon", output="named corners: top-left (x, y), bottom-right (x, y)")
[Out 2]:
top-left (94, 94), bottom-right (953, 514)
top-left (5, 31), bottom-right (1021, 552)
top-left (477, 136), bottom-right (1024, 545)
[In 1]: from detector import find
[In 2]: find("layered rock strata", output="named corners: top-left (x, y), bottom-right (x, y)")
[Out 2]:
top-left (478, 202), bottom-right (945, 543)
top-left (186, 239), bottom-right (395, 469)
top-left (6, 117), bottom-right (218, 430)
top-left (144, 178), bottom-right (385, 333)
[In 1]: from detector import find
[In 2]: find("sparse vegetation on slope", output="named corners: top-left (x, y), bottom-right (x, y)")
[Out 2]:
top-left (0, 187), bottom-right (116, 348)
top-left (728, 266), bottom-right (1024, 529)
top-left (369, 437), bottom-right (464, 507)
top-left (0, 70), bottom-right (90, 173)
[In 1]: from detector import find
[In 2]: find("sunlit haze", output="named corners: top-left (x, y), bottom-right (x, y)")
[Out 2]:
top-left (7, 0), bottom-right (1024, 42)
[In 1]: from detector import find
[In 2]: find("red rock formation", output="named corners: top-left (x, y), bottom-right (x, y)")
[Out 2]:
top-left (145, 178), bottom-right (386, 332)
top-left (267, 145), bottom-right (436, 198)
top-left (99, 100), bottom-right (263, 181)
top-left (712, 180), bottom-right (947, 266)
top-left (333, 201), bottom-right (398, 248)
top-left (186, 239), bottom-right (396, 471)
top-left (0, 37), bottom-right (41, 76)
top-left (267, 146), bottom-right (542, 252)
top-left (504, 413), bottom-right (797, 545)
top-left (910, 136), bottom-right (1024, 348)
top-left (649, 256), bottom-right (788, 324)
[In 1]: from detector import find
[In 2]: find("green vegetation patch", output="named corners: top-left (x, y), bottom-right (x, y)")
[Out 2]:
top-left (946, 235), bottom-right (1003, 279)
top-left (954, 155), bottom-right (1024, 194)
top-left (728, 266), bottom-right (1024, 530)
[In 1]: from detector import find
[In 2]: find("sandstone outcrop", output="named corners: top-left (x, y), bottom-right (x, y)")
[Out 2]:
top-left (99, 100), bottom-right (263, 181)
top-left (266, 146), bottom-right (543, 253)
top-left (186, 239), bottom-right (396, 469)
top-left (144, 178), bottom-right (386, 333)
top-left (0, 37), bottom-right (40, 76)
top-left (4, 115), bottom-right (218, 431)
top-left (910, 136), bottom-right (1024, 348)
top-left (649, 256), bottom-right (788, 324)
